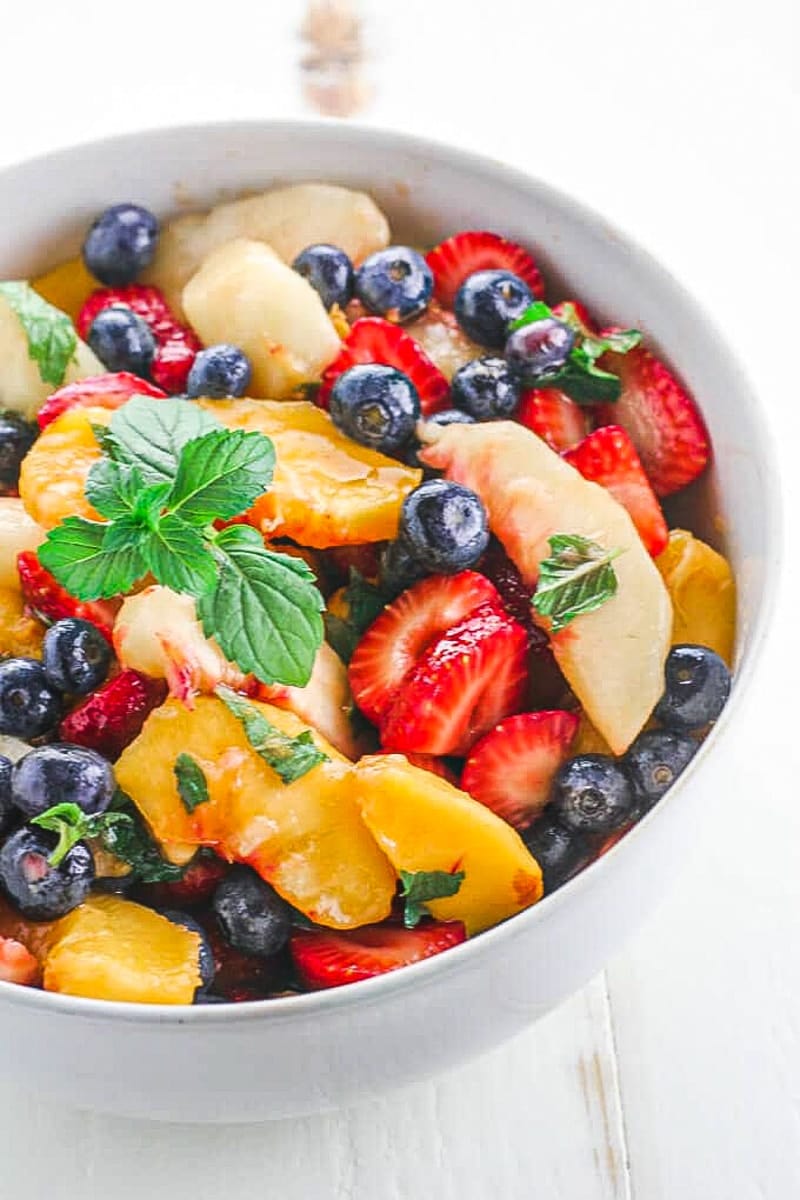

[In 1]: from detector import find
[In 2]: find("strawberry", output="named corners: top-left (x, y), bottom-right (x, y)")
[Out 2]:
top-left (380, 601), bottom-right (529, 756)
top-left (461, 710), bottom-right (579, 830)
top-left (36, 372), bottom-right (167, 430)
top-left (59, 669), bottom-right (167, 760)
top-left (348, 571), bottom-right (499, 724)
top-left (563, 425), bottom-right (669, 557)
top-left (516, 387), bottom-right (587, 452)
top-left (317, 317), bottom-right (450, 414)
top-left (151, 337), bottom-right (200, 394)
top-left (137, 852), bottom-right (228, 909)
top-left (376, 750), bottom-right (459, 786)
top-left (202, 922), bottom-right (272, 994)
top-left (426, 231), bottom-right (544, 308)
top-left (593, 346), bottom-right (710, 496)
top-left (17, 550), bottom-right (119, 641)
top-left (0, 936), bottom-right (40, 986)
top-left (290, 920), bottom-right (466, 989)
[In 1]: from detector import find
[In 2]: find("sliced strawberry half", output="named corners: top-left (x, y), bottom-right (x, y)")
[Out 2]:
top-left (37, 372), bottom-right (167, 430)
top-left (290, 920), bottom-right (466, 990)
top-left (59, 669), bottom-right (167, 760)
top-left (564, 425), bottom-right (669, 556)
top-left (426, 231), bottom-right (544, 308)
top-left (17, 551), bottom-right (120, 641)
top-left (593, 346), bottom-right (710, 496)
top-left (461, 710), bottom-right (579, 830)
top-left (318, 317), bottom-right (450, 414)
top-left (516, 387), bottom-right (587, 452)
top-left (0, 936), bottom-right (41, 986)
top-left (348, 570), bottom-right (499, 725)
top-left (380, 601), bottom-right (529, 756)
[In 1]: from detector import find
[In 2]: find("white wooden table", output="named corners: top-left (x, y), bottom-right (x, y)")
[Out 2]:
top-left (1, 2), bottom-right (798, 1194)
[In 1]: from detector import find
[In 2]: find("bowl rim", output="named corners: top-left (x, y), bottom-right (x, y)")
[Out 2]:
top-left (0, 116), bottom-right (783, 1024)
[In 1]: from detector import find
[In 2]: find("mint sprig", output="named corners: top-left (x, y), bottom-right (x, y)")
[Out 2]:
top-left (0, 281), bottom-right (78, 387)
top-left (37, 397), bottom-right (324, 688)
top-left (174, 753), bottom-right (210, 813)
top-left (216, 685), bottom-right (328, 784)
top-left (532, 534), bottom-right (623, 632)
top-left (399, 869), bottom-right (465, 928)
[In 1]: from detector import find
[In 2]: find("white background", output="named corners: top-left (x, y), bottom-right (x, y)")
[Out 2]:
top-left (1, 1), bottom-right (799, 1195)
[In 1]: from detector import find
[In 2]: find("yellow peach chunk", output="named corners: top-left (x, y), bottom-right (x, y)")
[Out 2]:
top-left (656, 529), bottom-right (736, 665)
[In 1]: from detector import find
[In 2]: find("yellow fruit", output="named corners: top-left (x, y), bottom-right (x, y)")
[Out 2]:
top-left (573, 713), bottom-right (614, 756)
top-left (0, 295), bottom-right (103, 422)
top-left (353, 754), bottom-right (543, 935)
top-left (115, 697), bottom-right (396, 928)
top-left (0, 587), bottom-right (45, 658)
top-left (406, 303), bottom-right (484, 380)
top-left (197, 397), bottom-right (421, 547)
top-left (44, 895), bottom-right (201, 1004)
top-left (656, 529), bottom-right (736, 665)
top-left (19, 405), bottom-right (108, 529)
top-left (0, 497), bottom-right (44, 588)
top-left (32, 257), bottom-right (95, 322)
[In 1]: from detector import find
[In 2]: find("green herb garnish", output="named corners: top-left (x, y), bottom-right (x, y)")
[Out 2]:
top-left (532, 534), bottom-right (623, 632)
top-left (216, 685), bottom-right (328, 784)
top-left (399, 869), bottom-right (466, 929)
top-left (324, 569), bottom-right (387, 663)
top-left (0, 281), bottom-right (78, 387)
top-left (174, 753), bottom-right (210, 814)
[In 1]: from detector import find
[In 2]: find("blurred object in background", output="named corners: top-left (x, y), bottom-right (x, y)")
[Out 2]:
top-left (299, 0), bottom-right (372, 117)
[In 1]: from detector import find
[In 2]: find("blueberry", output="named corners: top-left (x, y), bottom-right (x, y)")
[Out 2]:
top-left (0, 658), bottom-right (61, 738)
top-left (399, 478), bottom-right (489, 574)
top-left (0, 411), bottom-right (37, 493)
top-left (330, 364), bottom-right (420, 453)
top-left (522, 814), bottom-right (593, 894)
top-left (379, 539), bottom-right (428, 598)
top-left (292, 244), bottom-right (354, 310)
top-left (550, 754), bottom-right (635, 837)
top-left (212, 865), bottom-right (292, 958)
top-left (42, 618), bottom-right (112, 696)
top-left (87, 305), bottom-right (156, 376)
top-left (186, 344), bottom-right (253, 400)
top-left (624, 729), bottom-right (699, 812)
top-left (355, 246), bottom-right (433, 323)
top-left (12, 744), bottom-right (114, 820)
top-left (82, 203), bottom-right (159, 286)
top-left (654, 644), bottom-right (731, 732)
top-left (0, 826), bottom-right (93, 920)
top-left (427, 408), bottom-right (476, 428)
top-left (505, 317), bottom-right (575, 381)
top-left (0, 755), bottom-right (13, 834)
top-left (454, 269), bottom-right (534, 349)
top-left (161, 909), bottom-right (215, 995)
top-left (451, 356), bottom-right (521, 420)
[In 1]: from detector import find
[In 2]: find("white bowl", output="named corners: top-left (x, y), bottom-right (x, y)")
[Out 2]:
top-left (0, 120), bottom-right (780, 1123)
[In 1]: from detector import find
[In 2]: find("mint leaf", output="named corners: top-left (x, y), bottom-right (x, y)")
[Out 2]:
top-left (532, 534), bottom-right (623, 632)
top-left (582, 329), bottom-right (641, 358)
top-left (174, 753), bottom-right (210, 813)
top-left (99, 791), bottom-right (186, 883)
top-left (85, 458), bottom-right (147, 520)
top-left (539, 359), bottom-right (624, 404)
top-left (143, 514), bottom-right (218, 597)
top-left (39, 516), bottom-right (145, 599)
top-left (169, 428), bottom-right (275, 524)
top-left (216, 685), bottom-right (327, 783)
top-left (509, 300), bottom-right (552, 332)
top-left (200, 526), bottom-right (324, 688)
top-left (31, 802), bottom-right (95, 866)
top-left (110, 396), bottom-right (220, 484)
top-left (0, 281), bottom-right (77, 386)
top-left (399, 869), bottom-right (465, 928)
top-left (324, 569), bottom-right (387, 663)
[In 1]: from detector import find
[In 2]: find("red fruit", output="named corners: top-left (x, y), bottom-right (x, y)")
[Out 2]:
top-left (137, 853), bottom-right (228, 909)
top-left (552, 299), bottom-right (597, 337)
top-left (59, 669), bottom-right (167, 760)
top-left (36, 372), bottom-right (167, 430)
top-left (516, 388), bottom-right (587, 452)
top-left (151, 336), bottom-right (200, 394)
top-left (290, 920), bottom-right (466, 989)
top-left (317, 317), bottom-right (449, 415)
top-left (426, 231), bottom-right (544, 308)
top-left (593, 346), bottom-right (710, 496)
top-left (564, 425), bottom-right (669, 557)
top-left (348, 571), bottom-right (499, 725)
top-left (203, 922), bottom-right (271, 994)
top-left (380, 601), bottom-right (529, 756)
top-left (0, 936), bottom-right (40, 986)
top-left (17, 551), bottom-right (119, 641)
top-left (376, 751), bottom-right (459, 786)
top-left (461, 710), bottom-right (579, 830)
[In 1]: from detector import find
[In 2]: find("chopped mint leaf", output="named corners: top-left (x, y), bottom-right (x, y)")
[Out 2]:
top-left (582, 328), bottom-right (641, 358)
top-left (538, 358), bottom-right (624, 404)
top-left (399, 869), bottom-right (465, 928)
top-left (143, 514), bottom-right (218, 597)
top-left (109, 395), bottom-right (220, 484)
top-left (31, 802), bottom-right (96, 866)
top-left (324, 569), bottom-right (387, 663)
top-left (0, 281), bottom-right (77, 386)
top-left (169, 427), bottom-right (275, 524)
top-left (508, 300), bottom-right (553, 332)
top-left (99, 791), bottom-right (186, 883)
top-left (174, 753), bottom-right (210, 813)
top-left (532, 534), bottom-right (623, 632)
top-left (216, 685), bottom-right (328, 784)
top-left (39, 516), bottom-right (146, 599)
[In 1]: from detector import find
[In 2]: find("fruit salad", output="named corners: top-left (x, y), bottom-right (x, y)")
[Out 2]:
top-left (0, 186), bottom-right (736, 1005)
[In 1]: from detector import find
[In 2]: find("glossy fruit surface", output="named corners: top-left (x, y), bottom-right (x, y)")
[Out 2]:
top-left (426, 231), bottom-right (544, 308)
top-left (504, 317), bottom-right (575, 380)
top-left (0, 826), bottom-right (94, 920)
top-left (329, 364), bottom-right (420, 454)
top-left (654, 643), bottom-right (731, 731)
top-left (522, 814), bottom-right (593, 894)
top-left (82, 203), bottom-right (159, 286)
top-left (550, 754), bottom-right (636, 836)
top-left (0, 934), bottom-right (40, 985)
top-left (42, 618), bottom-right (112, 695)
top-left (624, 728), bottom-right (698, 811)
top-left (655, 529), bottom-right (736, 665)
top-left (0, 658), bottom-right (61, 738)
top-left (58, 669), bottom-right (167, 760)
top-left (87, 305), bottom-right (156, 376)
top-left (212, 865), bottom-right (292, 958)
top-left (160, 910), bottom-right (215, 994)
top-left (318, 317), bottom-right (449, 415)
top-left (0, 754), bottom-right (13, 834)
top-left (18, 405), bottom-right (109, 530)
top-left (355, 246), bottom-right (433, 322)
top-left (0, 587), bottom-right (45, 660)
top-left (11, 744), bottom-right (114, 819)
top-left (36, 371), bottom-right (166, 430)
top-left (515, 387), bottom-right (587, 452)
top-left (0, 411), bottom-right (36, 492)
top-left (186, 344), bottom-right (252, 399)
top-left (454, 269), bottom-right (534, 348)
top-left (450, 356), bottom-right (520, 420)
top-left (292, 243), bottom-right (354, 310)
top-left (399, 479), bottom-right (489, 573)
top-left (291, 920), bottom-right (466, 990)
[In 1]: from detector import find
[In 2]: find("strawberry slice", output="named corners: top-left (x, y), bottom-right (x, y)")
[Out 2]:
top-left (516, 387), bottom-right (587, 452)
top-left (380, 601), bottom-right (529, 756)
top-left (17, 551), bottom-right (120, 641)
top-left (37, 372), bottom-right (167, 430)
top-left (317, 317), bottom-right (450, 414)
top-left (290, 920), bottom-right (466, 990)
top-left (59, 669), bottom-right (167, 760)
top-left (0, 936), bottom-right (41, 986)
top-left (461, 710), bottom-right (579, 830)
top-left (137, 852), bottom-right (228, 909)
top-left (426, 231), bottom-right (544, 308)
top-left (564, 425), bottom-right (669, 556)
top-left (348, 571), bottom-right (499, 725)
top-left (593, 346), bottom-right (710, 496)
